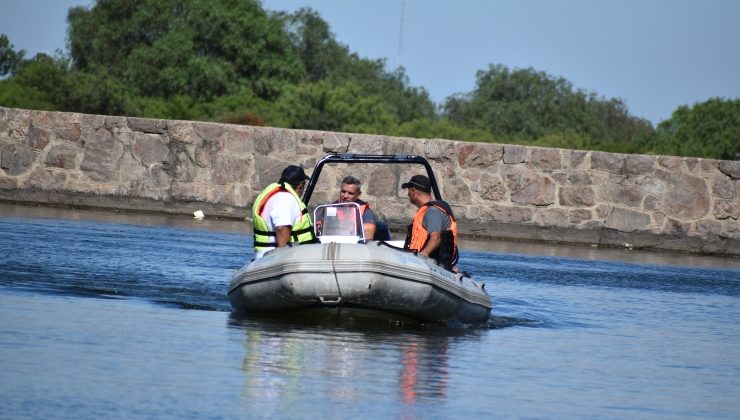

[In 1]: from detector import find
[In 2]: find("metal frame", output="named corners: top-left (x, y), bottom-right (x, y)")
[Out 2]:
top-left (302, 153), bottom-right (442, 205)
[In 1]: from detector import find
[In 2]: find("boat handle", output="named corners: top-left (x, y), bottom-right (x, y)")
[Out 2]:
top-left (319, 295), bottom-right (342, 305)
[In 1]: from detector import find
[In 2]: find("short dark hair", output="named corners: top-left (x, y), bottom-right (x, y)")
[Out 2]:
top-left (341, 175), bottom-right (362, 192)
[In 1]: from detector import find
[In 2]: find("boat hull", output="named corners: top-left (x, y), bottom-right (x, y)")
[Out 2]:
top-left (228, 242), bottom-right (492, 325)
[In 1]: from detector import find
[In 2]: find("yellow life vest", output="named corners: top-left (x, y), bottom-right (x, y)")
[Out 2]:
top-left (252, 182), bottom-right (315, 252)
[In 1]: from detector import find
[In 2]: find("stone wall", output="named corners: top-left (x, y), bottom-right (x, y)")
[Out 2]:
top-left (1, 106), bottom-right (738, 255)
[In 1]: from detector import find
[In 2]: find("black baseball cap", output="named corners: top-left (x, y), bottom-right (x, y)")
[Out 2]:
top-left (279, 165), bottom-right (310, 185)
top-left (401, 175), bottom-right (432, 193)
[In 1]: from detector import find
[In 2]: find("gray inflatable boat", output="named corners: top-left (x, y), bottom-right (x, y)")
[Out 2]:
top-left (228, 154), bottom-right (492, 325)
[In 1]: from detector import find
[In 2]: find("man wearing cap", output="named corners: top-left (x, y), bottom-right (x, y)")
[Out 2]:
top-left (252, 165), bottom-right (316, 258)
top-left (401, 175), bottom-right (459, 271)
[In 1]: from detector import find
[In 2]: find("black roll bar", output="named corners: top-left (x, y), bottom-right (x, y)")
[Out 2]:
top-left (302, 154), bottom-right (442, 205)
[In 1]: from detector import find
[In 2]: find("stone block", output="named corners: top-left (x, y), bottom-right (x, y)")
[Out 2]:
top-left (0, 108), bottom-right (30, 141)
top-left (421, 139), bottom-right (453, 162)
top-left (636, 177), bottom-right (668, 196)
top-left (194, 122), bottom-right (226, 142)
top-left (568, 171), bottom-right (593, 186)
top-left (254, 128), bottom-right (297, 154)
top-left (321, 131), bottom-right (351, 153)
top-left (45, 143), bottom-right (79, 169)
top-left (105, 116), bottom-right (128, 130)
top-left (172, 181), bottom-right (210, 202)
top-left (441, 170), bottom-right (472, 204)
top-left (133, 133), bottom-right (170, 165)
top-left (479, 172), bottom-right (506, 201)
top-left (711, 176), bottom-right (735, 199)
top-left (604, 207), bottom-right (652, 232)
top-left (27, 125), bottom-right (52, 151)
top-left (350, 134), bottom-right (385, 155)
top-left (663, 173), bottom-right (710, 220)
top-left (624, 155), bottom-right (655, 176)
top-left (119, 151), bottom-right (147, 183)
top-left (457, 143), bottom-right (503, 168)
top-left (714, 200), bottom-right (739, 220)
top-left (24, 167), bottom-right (67, 190)
top-left (550, 172), bottom-right (567, 185)
top-left (511, 176), bottom-right (556, 206)
top-left (30, 111), bottom-right (54, 128)
top-left (1, 144), bottom-right (37, 176)
top-left (147, 165), bottom-right (173, 189)
top-left (55, 122), bottom-right (81, 142)
top-left (568, 209), bottom-right (592, 224)
top-left (367, 167), bottom-right (398, 197)
top-left (598, 184), bottom-right (644, 208)
top-left (80, 128), bottom-right (124, 182)
top-left (643, 195), bottom-right (660, 211)
top-left (591, 151), bottom-right (624, 174)
top-left (168, 121), bottom-right (199, 145)
top-left (222, 126), bottom-right (255, 156)
top-left (530, 147), bottom-right (562, 171)
top-left (568, 150), bottom-right (589, 169)
top-left (128, 117), bottom-right (167, 134)
top-left (480, 204), bottom-right (534, 223)
top-left (559, 186), bottom-right (596, 207)
top-left (534, 208), bottom-right (569, 227)
top-left (696, 220), bottom-right (724, 236)
top-left (719, 161), bottom-right (740, 179)
top-left (658, 156), bottom-right (684, 171)
top-left (0, 174), bottom-right (19, 189)
top-left (503, 165), bottom-right (538, 191)
top-left (213, 155), bottom-right (251, 185)
top-left (700, 159), bottom-right (719, 173)
top-left (503, 145), bottom-right (526, 164)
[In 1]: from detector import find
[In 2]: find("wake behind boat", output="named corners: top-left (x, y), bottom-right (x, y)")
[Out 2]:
top-left (228, 154), bottom-right (492, 326)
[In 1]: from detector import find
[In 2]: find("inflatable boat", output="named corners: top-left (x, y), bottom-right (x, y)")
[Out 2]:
top-left (228, 154), bottom-right (492, 325)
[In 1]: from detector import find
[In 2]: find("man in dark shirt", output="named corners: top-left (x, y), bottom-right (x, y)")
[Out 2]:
top-left (336, 175), bottom-right (377, 240)
top-left (402, 175), bottom-right (459, 270)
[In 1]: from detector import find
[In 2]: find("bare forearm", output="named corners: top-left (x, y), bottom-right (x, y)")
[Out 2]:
top-left (420, 232), bottom-right (441, 257)
top-left (275, 225), bottom-right (291, 247)
top-left (364, 223), bottom-right (376, 240)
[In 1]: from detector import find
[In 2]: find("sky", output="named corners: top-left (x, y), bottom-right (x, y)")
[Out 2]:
top-left (1, 0), bottom-right (738, 125)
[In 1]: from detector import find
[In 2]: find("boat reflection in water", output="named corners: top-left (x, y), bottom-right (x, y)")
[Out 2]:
top-left (230, 314), bottom-right (462, 415)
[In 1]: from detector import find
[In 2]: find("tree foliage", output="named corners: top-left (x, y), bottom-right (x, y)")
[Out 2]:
top-left (0, 34), bottom-right (25, 77)
top-left (442, 64), bottom-right (653, 151)
top-left (638, 98), bottom-right (740, 160)
top-left (0, 1), bottom-right (737, 160)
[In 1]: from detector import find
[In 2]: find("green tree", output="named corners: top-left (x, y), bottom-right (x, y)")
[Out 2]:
top-left (0, 53), bottom-right (69, 110)
top-left (275, 80), bottom-right (398, 133)
top-left (443, 64), bottom-right (652, 148)
top-left (67, 0), bottom-right (302, 102)
top-left (277, 8), bottom-right (435, 124)
top-left (640, 98), bottom-right (740, 159)
top-left (0, 34), bottom-right (25, 77)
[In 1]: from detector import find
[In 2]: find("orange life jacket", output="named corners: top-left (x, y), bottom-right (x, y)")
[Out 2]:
top-left (406, 201), bottom-right (458, 268)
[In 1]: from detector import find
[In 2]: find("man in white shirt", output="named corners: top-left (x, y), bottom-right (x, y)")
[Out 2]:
top-left (252, 165), bottom-right (315, 258)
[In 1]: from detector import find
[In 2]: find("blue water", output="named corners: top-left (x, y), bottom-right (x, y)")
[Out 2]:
top-left (1, 204), bottom-right (739, 418)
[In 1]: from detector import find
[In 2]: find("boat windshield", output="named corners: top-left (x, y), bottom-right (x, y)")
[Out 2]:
top-left (313, 203), bottom-right (365, 244)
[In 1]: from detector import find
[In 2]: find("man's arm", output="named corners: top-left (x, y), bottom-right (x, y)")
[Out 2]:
top-left (275, 225), bottom-right (292, 247)
top-left (363, 222), bottom-right (376, 240)
top-left (361, 207), bottom-right (377, 240)
top-left (419, 231), bottom-right (441, 257)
